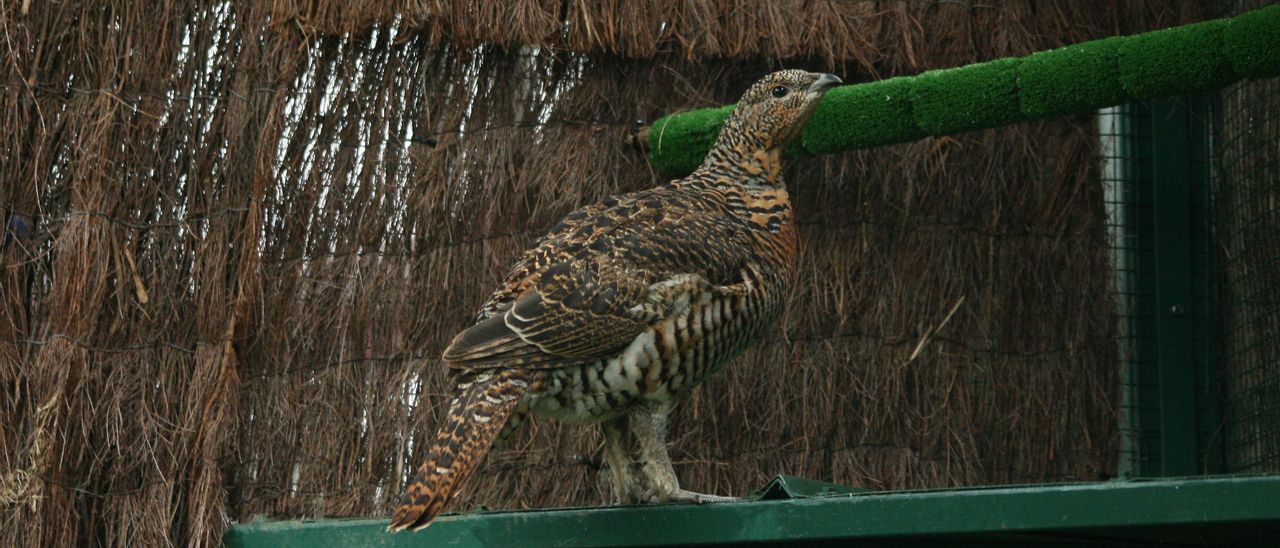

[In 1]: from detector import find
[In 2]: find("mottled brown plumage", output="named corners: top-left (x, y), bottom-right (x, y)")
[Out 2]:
top-left (389, 69), bottom-right (840, 531)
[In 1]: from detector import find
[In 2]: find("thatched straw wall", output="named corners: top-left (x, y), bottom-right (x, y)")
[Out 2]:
top-left (1, 1), bottom-right (1216, 546)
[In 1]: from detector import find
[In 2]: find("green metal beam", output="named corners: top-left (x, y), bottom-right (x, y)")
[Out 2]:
top-left (1113, 97), bottom-right (1221, 477)
top-left (1150, 98), bottom-right (1197, 476)
top-left (225, 475), bottom-right (1280, 547)
top-left (1187, 94), bottom-right (1223, 476)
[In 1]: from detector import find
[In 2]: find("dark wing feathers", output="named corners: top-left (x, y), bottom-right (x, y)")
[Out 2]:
top-left (440, 315), bottom-right (562, 368)
top-left (512, 267), bottom-right (650, 358)
top-left (443, 185), bottom-right (753, 371)
top-left (443, 264), bottom-right (654, 369)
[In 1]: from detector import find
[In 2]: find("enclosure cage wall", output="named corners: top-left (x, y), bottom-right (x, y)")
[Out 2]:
top-left (1102, 97), bottom-right (1221, 478)
top-left (1215, 67), bottom-right (1280, 475)
top-left (4, 2), bottom-right (1280, 547)
top-left (1102, 4), bottom-right (1280, 475)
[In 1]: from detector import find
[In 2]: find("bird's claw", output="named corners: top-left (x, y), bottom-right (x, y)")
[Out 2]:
top-left (666, 489), bottom-right (738, 504)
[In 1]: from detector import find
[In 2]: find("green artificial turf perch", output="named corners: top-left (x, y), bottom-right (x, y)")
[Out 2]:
top-left (1018, 36), bottom-right (1128, 119)
top-left (645, 3), bottom-right (1280, 177)
top-left (801, 76), bottom-right (922, 155)
top-left (1117, 19), bottom-right (1235, 99)
top-left (910, 57), bottom-right (1023, 135)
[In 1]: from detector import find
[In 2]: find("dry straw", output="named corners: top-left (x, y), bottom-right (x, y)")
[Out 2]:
top-left (1, 1), bottom-right (1214, 546)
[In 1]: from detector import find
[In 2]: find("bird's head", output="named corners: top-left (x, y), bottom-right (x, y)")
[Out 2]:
top-left (702, 70), bottom-right (841, 181)
top-left (732, 70), bottom-right (841, 146)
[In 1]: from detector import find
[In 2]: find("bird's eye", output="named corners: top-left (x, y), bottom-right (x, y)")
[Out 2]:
top-left (771, 85), bottom-right (789, 98)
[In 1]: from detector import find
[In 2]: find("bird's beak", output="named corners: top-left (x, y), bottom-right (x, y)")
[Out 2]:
top-left (807, 73), bottom-right (842, 95)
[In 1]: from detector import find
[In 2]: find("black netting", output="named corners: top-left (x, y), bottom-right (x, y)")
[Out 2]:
top-left (1215, 1), bottom-right (1280, 471)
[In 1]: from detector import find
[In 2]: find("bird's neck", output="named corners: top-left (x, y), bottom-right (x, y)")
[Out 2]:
top-left (732, 183), bottom-right (793, 234)
top-left (680, 118), bottom-right (797, 233)
top-left (692, 118), bottom-right (788, 189)
top-left (683, 155), bottom-right (794, 235)
top-left (694, 146), bottom-right (785, 188)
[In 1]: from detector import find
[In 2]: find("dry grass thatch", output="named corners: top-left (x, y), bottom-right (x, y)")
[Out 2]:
top-left (1, 1), bottom-right (1218, 546)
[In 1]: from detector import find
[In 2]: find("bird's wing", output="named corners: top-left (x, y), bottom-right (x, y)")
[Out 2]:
top-left (444, 187), bottom-right (753, 370)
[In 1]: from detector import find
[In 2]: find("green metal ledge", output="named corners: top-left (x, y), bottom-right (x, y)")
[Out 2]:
top-left (225, 475), bottom-right (1280, 547)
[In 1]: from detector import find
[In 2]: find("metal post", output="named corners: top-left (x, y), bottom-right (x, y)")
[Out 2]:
top-left (1150, 97), bottom-right (1198, 476)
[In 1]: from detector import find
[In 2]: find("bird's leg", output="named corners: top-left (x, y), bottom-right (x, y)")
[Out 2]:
top-left (601, 401), bottom-right (738, 505)
top-left (629, 401), bottom-right (682, 502)
top-left (634, 402), bottom-right (739, 504)
top-left (601, 414), bottom-right (644, 505)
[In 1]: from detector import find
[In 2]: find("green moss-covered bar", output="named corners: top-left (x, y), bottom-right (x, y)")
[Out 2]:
top-left (644, 3), bottom-right (1280, 177)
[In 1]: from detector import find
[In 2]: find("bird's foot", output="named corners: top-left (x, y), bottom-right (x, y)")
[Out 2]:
top-left (665, 489), bottom-right (738, 504)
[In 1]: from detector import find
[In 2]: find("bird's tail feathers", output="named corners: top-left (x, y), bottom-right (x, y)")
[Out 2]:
top-left (388, 369), bottom-right (531, 532)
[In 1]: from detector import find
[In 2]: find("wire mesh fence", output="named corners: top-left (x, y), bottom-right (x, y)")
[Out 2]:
top-left (1102, 96), bottom-right (1220, 478)
top-left (1102, 0), bottom-right (1280, 474)
top-left (1215, 35), bottom-right (1280, 472)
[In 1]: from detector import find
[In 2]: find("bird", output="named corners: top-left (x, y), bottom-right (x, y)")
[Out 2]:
top-left (389, 69), bottom-right (842, 531)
